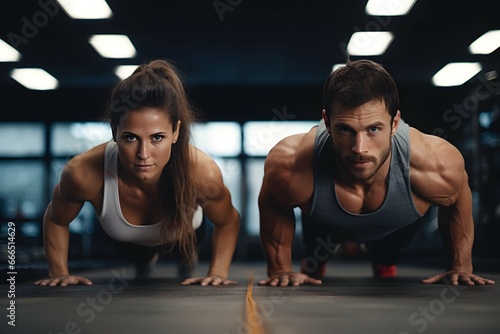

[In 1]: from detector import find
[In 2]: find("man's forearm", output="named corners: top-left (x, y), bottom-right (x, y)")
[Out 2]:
top-left (258, 184), bottom-right (297, 277)
top-left (438, 187), bottom-right (474, 272)
top-left (259, 207), bottom-right (296, 276)
top-left (261, 233), bottom-right (294, 276)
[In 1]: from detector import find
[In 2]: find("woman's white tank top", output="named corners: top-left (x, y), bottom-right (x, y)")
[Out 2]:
top-left (97, 141), bottom-right (203, 246)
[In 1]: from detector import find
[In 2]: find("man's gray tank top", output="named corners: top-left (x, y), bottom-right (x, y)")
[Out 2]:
top-left (304, 119), bottom-right (423, 241)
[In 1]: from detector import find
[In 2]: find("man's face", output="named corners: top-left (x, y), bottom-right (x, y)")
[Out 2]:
top-left (325, 99), bottom-right (399, 183)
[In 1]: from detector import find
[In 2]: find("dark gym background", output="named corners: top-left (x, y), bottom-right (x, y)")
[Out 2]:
top-left (0, 0), bottom-right (499, 279)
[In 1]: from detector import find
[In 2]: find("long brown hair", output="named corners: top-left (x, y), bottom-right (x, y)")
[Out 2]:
top-left (107, 59), bottom-right (199, 266)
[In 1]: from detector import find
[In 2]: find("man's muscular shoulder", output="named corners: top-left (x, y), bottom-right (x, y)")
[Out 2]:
top-left (409, 127), bottom-right (466, 206)
top-left (262, 127), bottom-right (317, 206)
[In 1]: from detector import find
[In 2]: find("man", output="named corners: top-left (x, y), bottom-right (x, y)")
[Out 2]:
top-left (258, 59), bottom-right (495, 287)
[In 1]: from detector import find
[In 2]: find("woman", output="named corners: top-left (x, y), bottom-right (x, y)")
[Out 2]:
top-left (34, 59), bottom-right (240, 286)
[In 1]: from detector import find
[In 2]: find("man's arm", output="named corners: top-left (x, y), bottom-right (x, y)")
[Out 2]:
top-left (257, 136), bottom-right (322, 287)
top-left (438, 170), bottom-right (474, 274)
top-left (422, 170), bottom-right (494, 285)
top-left (411, 130), bottom-right (495, 285)
top-left (258, 178), bottom-right (296, 278)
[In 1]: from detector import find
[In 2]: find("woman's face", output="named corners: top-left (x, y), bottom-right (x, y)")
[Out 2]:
top-left (115, 107), bottom-right (180, 184)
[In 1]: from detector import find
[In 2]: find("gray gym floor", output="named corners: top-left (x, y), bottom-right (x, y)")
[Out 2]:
top-left (2, 261), bottom-right (499, 334)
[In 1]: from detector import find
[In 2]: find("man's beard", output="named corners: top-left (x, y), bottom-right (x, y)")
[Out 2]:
top-left (338, 144), bottom-right (392, 182)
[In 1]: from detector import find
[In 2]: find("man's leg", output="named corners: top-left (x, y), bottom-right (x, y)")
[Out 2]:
top-left (300, 215), bottom-right (342, 279)
top-left (364, 216), bottom-right (427, 278)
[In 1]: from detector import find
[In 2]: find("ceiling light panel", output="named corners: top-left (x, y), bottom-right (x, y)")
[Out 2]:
top-left (331, 63), bottom-right (346, 72)
top-left (0, 39), bottom-right (22, 61)
top-left (88, 35), bottom-right (137, 58)
top-left (432, 62), bottom-right (482, 87)
top-left (365, 0), bottom-right (418, 16)
top-left (56, 0), bottom-right (113, 19)
top-left (114, 65), bottom-right (139, 80)
top-left (10, 68), bottom-right (59, 90)
top-left (347, 31), bottom-right (394, 56)
top-left (469, 30), bottom-right (500, 54)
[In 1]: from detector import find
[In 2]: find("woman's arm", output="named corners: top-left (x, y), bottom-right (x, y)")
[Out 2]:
top-left (35, 162), bottom-right (95, 286)
top-left (181, 151), bottom-right (240, 286)
top-left (202, 180), bottom-right (240, 280)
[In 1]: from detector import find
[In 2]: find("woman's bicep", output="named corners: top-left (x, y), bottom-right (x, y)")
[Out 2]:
top-left (45, 183), bottom-right (86, 227)
top-left (200, 179), bottom-right (238, 225)
top-left (197, 162), bottom-right (239, 226)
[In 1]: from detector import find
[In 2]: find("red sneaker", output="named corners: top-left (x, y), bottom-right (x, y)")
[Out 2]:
top-left (372, 263), bottom-right (398, 278)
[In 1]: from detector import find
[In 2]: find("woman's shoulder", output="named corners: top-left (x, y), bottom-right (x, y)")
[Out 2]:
top-left (59, 142), bottom-right (108, 201)
top-left (189, 145), bottom-right (222, 180)
top-left (188, 145), bottom-right (229, 202)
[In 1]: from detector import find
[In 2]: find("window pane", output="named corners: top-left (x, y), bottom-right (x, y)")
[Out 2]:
top-left (0, 123), bottom-right (45, 156)
top-left (243, 121), bottom-right (317, 156)
top-left (191, 122), bottom-right (241, 157)
top-left (51, 122), bottom-right (112, 156)
top-left (213, 158), bottom-right (242, 213)
top-left (0, 161), bottom-right (45, 219)
top-left (49, 159), bottom-right (68, 192)
top-left (245, 159), bottom-right (264, 236)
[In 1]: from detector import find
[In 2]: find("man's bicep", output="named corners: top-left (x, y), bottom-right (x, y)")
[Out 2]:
top-left (412, 134), bottom-right (469, 207)
top-left (258, 179), bottom-right (296, 228)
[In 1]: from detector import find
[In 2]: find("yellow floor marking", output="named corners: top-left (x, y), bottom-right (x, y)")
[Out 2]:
top-left (246, 277), bottom-right (265, 334)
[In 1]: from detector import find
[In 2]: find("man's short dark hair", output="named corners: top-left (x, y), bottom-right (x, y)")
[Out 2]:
top-left (322, 59), bottom-right (399, 119)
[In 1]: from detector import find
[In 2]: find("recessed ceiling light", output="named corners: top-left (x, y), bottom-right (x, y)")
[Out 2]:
top-left (56, 0), bottom-right (113, 19)
top-left (347, 31), bottom-right (394, 56)
top-left (10, 68), bottom-right (59, 90)
top-left (468, 30), bottom-right (500, 54)
top-left (88, 34), bottom-right (137, 58)
top-left (365, 0), bottom-right (417, 16)
top-left (0, 39), bottom-right (22, 61)
top-left (331, 63), bottom-right (346, 72)
top-left (114, 65), bottom-right (140, 80)
top-left (432, 62), bottom-right (482, 87)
